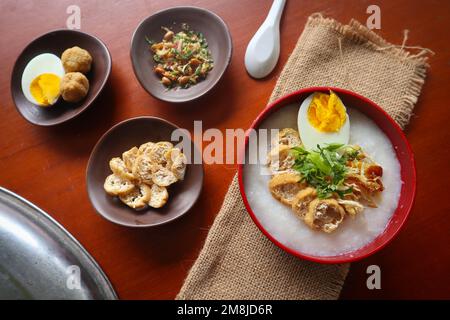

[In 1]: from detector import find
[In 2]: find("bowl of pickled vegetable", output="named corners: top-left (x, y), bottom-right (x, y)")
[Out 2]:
top-left (131, 6), bottom-right (233, 103)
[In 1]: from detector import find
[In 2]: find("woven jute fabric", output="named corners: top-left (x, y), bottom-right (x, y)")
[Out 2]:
top-left (177, 14), bottom-right (430, 300)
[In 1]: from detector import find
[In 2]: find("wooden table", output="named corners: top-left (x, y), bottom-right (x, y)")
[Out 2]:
top-left (1, 0), bottom-right (449, 299)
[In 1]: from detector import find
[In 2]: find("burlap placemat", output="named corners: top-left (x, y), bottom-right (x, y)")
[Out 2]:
top-left (177, 14), bottom-right (431, 300)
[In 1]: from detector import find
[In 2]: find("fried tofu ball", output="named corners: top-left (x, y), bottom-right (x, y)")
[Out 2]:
top-left (61, 46), bottom-right (93, 73)
top-left (60, 72), bottom-right (89, 103)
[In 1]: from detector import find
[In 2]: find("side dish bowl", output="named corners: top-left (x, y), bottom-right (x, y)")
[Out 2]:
top-left (130, 6), bottom-right (232, 103)
top-left (11, 29), bottom-right (111, 126)
top-left (238, 87), bottom-right (416, 264)
top-left (86, 116), bottom-right (203, 227)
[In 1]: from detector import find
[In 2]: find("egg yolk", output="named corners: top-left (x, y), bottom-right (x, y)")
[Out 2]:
top-left (30, 73), bottom-right (61, 106)
top-left (307, 91), bottom-right (347, 132)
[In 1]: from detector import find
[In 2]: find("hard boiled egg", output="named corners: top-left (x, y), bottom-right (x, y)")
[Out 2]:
top-left (297, 91), bottom-right (350, 150)
top-left (21, 53), bottom-right (65, 107)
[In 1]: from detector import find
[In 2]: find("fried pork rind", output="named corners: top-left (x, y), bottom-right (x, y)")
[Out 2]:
top-left (267, 144), bottom-right (296, 174)
top-left (165, 148), bottom-right (187, 180)
top-left (268, 172), bottom-right (306, 206)
top-left (148, 141), bottom-right (173, 165)
top-left (103, 174), bottom-right (135, 196)
top-left (109, 157), bottom-right (135, 181)
top-left (148, 184), bottom-right (169, 208)
top-left (274, 128), bottom-right (301, 148)
top-left (138, 142), bottom-right (156, 155)
top-left (344, 174), bottom-right (384, 207)
top-left (122, 147), bottom-right (139, 172)
top-left (291, 187), bottom-right (317, 220)
top-left (151, 165), bottom-right (178, 187)
top-left (304, 199), bottom-right (346, 233)
top-left (104, 140), bottom-right (187, 210)
top-left (337, 199), bottom-right (364, 217)
top-left (265, 128), bottom-right (386, 232)
top-left (119, 184), bottom-right (152, 209)
top-left (132, 155), bottom-right (154, 184)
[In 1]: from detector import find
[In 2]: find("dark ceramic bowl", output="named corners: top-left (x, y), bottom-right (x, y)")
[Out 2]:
top-left (130, 6), bottom-right (232, 103)
top-left (11, 29), bottom-right (111, 126)
top-left (86, 117), bottom-right (203, 227)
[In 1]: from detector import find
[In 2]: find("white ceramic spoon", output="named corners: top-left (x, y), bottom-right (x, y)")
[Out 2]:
top-left (244, 0), bottom-right (286, 79)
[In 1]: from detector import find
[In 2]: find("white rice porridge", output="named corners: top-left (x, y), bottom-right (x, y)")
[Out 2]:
top-left (243, 104), bottom-right (402, 257)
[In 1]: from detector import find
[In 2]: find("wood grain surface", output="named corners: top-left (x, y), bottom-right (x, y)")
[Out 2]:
top-left (0, 0), bottom-right (449, 299)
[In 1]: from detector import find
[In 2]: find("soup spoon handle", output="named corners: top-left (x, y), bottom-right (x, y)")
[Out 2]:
top-left (266, 0), bottom-right (286, 25)
top-left (244, 0), bottom-right (286, 79)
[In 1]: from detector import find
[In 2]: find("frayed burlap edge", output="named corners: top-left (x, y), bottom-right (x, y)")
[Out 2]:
top-left (177, 175), bottom-right (349, 300)
top-left (270, 13), bottom-right (432, 127)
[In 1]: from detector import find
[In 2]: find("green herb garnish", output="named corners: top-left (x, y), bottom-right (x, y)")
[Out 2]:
top-left (153, 54), bottom-right (162, 63)
top-left (291, 144), bottom-right (359, 199)
top-left (147, 24), bottom-right (214, 89)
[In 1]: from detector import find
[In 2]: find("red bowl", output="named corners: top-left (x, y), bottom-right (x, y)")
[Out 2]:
top-left (238, 87), bottom-right (416, 264)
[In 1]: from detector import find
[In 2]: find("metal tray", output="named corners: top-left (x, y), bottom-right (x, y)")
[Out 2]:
top-left (0, 187), bottom-right (117, 299)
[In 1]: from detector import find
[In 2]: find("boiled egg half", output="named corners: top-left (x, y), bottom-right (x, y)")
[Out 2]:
top-left (21, 53), bottom-right (65, 107)
top-left (297, 91), bottom-right (350, 150)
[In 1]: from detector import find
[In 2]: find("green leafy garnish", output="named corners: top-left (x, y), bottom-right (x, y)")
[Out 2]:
top-left (291, 144), bottom-right (358, 199)
top-left (153, 54), bottom-right (162, 63)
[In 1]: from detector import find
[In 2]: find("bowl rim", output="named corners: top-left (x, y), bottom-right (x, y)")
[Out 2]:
top-left (129, 5), bottom-right (233, 104)
top-left (237, 86), bottom-right (416, 264)
top-left (10, 29), bottom-right (112, 127)
top-left (86, 116), bottom-right (204, 228)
